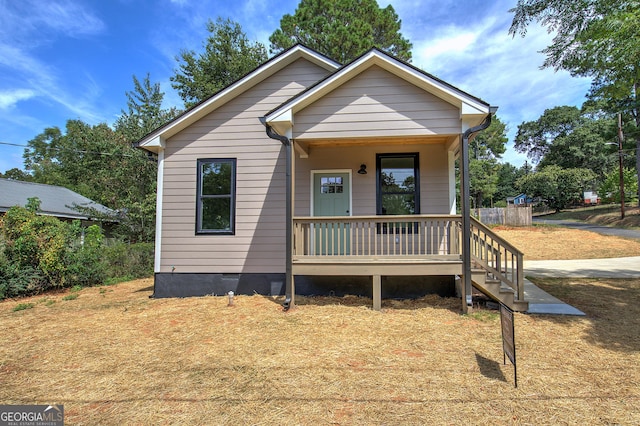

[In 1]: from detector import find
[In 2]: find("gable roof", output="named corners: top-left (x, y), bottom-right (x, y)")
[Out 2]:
top-left (0, 179), bottom-right (116, 220)
top-left (264, 47), bottom-right (492, 135)
top-left (136, 44), bottom-right (340, 153)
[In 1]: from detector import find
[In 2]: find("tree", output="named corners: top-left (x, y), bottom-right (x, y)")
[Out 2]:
top-left (269, 0), bottom-right (412, 63)
top-left (513, 106), bottom-right (582, 163)
top-left (509, 0), bottom-right (640, 199)
top-left (517, 165), bottom-right (596, 212)
top-left (514, 103), bottom-right (620, 182)
top-left (493, 163), bottom-right (529, 206)
top-left (599, 167), bottom-right (638, 203)
top-left (171, 18), bottom-right (267, 108)
top-left (22, 73), bottom-right (182, 243)
top-left (538, 103), bottom-right (618, 179)
top-left (114, 73), bottom-right (180, 143)
top-left (469, 116), bottom-right (508, 207)
top-left (0, 168), bottom-right (32, 181)
top-left (23, 120), bottom-right (157, 242)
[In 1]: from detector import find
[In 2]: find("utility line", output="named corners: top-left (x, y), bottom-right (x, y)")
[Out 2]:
top-left (0, 141), bottom-right (137, 158)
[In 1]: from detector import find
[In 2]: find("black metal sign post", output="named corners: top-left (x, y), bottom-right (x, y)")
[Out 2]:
top-left (500, 302), bottom-right (518, 388)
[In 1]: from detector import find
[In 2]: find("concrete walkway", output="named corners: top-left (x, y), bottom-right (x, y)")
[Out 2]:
top-left (521, 256), bottom-right (640, 316)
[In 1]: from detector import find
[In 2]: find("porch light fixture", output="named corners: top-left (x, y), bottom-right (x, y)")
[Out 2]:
top-left (357, 164), bottom-right (367, 175)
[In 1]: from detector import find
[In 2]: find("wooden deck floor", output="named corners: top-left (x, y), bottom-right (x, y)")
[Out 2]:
top-left (292, 255), bottom-right (463, 276)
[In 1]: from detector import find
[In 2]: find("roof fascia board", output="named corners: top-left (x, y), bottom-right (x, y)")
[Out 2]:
top-left (137, 45), bottom-right (339, 150)
top-left (265, 49), bottom-right (490, 124)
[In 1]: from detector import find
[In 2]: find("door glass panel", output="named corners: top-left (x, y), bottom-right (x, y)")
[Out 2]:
top-left (320, 176), bottom-right (344, 195)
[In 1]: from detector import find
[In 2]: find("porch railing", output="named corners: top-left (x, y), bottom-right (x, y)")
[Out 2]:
top-left (469, 217), bottom-right (525, 302)
top-left (293, 215), bottom-right (462, 257)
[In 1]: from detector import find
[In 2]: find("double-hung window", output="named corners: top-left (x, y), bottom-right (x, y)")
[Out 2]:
top-left (196, 158), bottom-right (236, 235)
top-left (376, 153), bottom-right (420, 232)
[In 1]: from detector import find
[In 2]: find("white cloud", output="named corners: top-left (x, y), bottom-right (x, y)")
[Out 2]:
top-left (36, 1), bottom-right (106, 37)
top-left (0, 89), bottom-right (36, 109)
top-left (0, 0), bottom-right (105, 48)
top-left (408, 9), bottom-right (591, 166)
top-left (0, 2), bottom-right (107, 127)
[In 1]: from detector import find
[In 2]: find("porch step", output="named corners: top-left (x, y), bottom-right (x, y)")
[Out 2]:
top-left (471, 272), bottom-right (529, 312)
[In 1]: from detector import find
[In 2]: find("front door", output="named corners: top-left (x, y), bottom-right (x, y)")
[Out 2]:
top-left (313, 172), bottom-right (351, 255)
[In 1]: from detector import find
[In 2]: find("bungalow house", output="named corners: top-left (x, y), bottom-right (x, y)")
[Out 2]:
top-left (0, 178), bottom-right (116, 228)
top-left (137, 45), bottom-right (527, 312)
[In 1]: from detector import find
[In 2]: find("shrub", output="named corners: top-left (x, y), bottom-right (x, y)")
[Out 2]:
top-left (65, 224), bottom-right (106, 287)
top-left (0, 203), bottom-right (108, 299)
top-left (103, 241), bottom-right (154, 281)
top-left (0, 202), bottom-right (153, 300)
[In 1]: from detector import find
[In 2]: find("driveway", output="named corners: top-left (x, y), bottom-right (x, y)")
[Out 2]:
top-left (533, 218), bottom-right (640, 240)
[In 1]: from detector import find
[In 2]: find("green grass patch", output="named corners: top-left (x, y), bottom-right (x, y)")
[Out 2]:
top-left (37, 297), bottom-right (56, 306)
top-left (103, 276), bottom-right (135, 286)
top-left (466, 310), bottom-right (499, 322)
top-left (13, 303), bottom-right (35, 312)
top-left (62, 294), bottom-right (78, 301)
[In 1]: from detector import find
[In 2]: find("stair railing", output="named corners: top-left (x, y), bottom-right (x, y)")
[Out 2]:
top-left (469, 217), bottom-right (525, 302)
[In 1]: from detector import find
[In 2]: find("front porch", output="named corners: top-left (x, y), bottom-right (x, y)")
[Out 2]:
top-left (291, 215), bottom-right (527, 311)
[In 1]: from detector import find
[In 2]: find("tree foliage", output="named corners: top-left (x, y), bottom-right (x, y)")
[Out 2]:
top-left (22, 74), bottom-right (178, 243)
top-left (516, 165), bottom-right (596, 211)
top-left (171, 17), bottom-right (268, 108)
top-left (514, 104), bottom-right (620, 181)
top-left (513, 105), bottom-right (582, 163)
top-left (0, 202), bottom-right (105, 298)
top-left (23, 120), bottom-right (157, 242)
top-left (469, 116), bottom-right (508, 207)
top-left (509, 0), bottom-right (640, 198)
top-left (114, 73), bottom-right (180, 142)
top-left (599, 167), bottom-right (638, 203)
top-left (269, 0), bottom-right (412, 63)
top-left (0, 168), bottom-right (32, 181)
top-left (493, 162), bottom-right (531, 206)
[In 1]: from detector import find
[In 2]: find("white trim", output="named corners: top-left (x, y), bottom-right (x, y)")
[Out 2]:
top-left (448, 150), bottom-right (456, 215)
top-left (310, 169), bottom-right (353, 217)
top-left (138, 45), bottom-right (339, 150)
top-left (154, 150), bottom-right (164, 273)
top-left (265, 49), bottom-right (490, 131)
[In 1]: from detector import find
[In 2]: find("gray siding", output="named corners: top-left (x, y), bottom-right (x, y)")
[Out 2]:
top-left (160, 59), bottom-right (331, 274)
top-left (294, 65), bottom-right (461, 140)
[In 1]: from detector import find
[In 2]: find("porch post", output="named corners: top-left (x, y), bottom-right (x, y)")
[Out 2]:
top-left (372, 275), bottom-right (381, 311)
top-left (460, 132), bottom-right (472, 314)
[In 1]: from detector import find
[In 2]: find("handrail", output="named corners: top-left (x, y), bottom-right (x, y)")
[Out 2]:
top-left (469, 217), bottom-right (525, 302)
top-left (293, 214), bottom-right (462, 221)
top-left (293, 215), bottom-right (462, 257)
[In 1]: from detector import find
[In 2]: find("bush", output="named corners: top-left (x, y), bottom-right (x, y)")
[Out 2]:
top-left (0, 202), bottom-right (153, 300)
top-left (103, 241), bottom-right (154, 281)
top-left (65, 224), bottom-right (107, 287)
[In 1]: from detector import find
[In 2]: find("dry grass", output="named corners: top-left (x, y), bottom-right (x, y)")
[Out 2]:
top-left (492, 225), bottom-right (640, 260)
top-left (546, 205), bottom-right (640, 229)
top-left (1, 277), bottom-right (640, 425)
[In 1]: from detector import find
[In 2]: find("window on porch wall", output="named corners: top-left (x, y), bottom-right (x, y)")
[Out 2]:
top-left (376, 153), bottom-right (420, 235)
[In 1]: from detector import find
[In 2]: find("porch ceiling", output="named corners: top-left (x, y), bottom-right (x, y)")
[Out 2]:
top-left (294, 135), bottom-right (458, 157)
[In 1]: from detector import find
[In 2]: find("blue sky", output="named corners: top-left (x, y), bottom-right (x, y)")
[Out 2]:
top-left (0, 0), bottom-right (592, 173)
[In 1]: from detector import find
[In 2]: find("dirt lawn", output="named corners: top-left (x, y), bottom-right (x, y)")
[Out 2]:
top-left (1, 227), bottom-right (639, 424)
